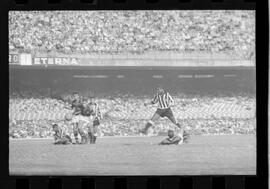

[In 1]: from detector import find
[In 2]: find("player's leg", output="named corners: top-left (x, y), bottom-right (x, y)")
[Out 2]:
top-left (139, 110), bottom-right (161, 134)
top-left (164, 108), bottom-right (185, 144)
top-left (60, 138), bottom-right (70, 145)
top-left (82, 117), bottom-right (90, 144)
top-left (92, 123), bottom-right (99, 144)
top-left (171, 136), bottom-right (181, 145)
top-left (85, 123), bottom-right (91, 144)
top-left (88, 122), bottom-right (94, 144)
top-left (78, 120), bottom-right (87, 144)
top-left (159, 138), bottom-right (171, 145)
top-left (72, 116), bottom-right (80, 144)
top-left (183, 131), bottom-right (190, 143)
top-left (166, 111), bottom-right (190, 143)
top-left (90, 126), bottom-right (97, 144)
top-left (72, 122), bottom-right (80, 144)
top-left (65, 135), bottom-right (72, 143)
top-left (165, 108), bottom-right (181, 128)
top-left (165, 109), bottom-right (184, 132)
top-left (54, 137), bottom-right (69, 145)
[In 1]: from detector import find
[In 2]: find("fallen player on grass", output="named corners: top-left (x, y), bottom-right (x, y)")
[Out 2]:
top-left (52, 123), bottom-right (72, 145)
top-left (159, 130), bottom-right (190, 145)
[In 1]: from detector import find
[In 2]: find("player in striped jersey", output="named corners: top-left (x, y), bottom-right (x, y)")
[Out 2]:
top-left (139, 86), bottom-right (189, 143)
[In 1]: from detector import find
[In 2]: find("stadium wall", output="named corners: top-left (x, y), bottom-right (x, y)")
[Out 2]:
top-left (9, 66), bottom-right (256, 95)
top-left (9, 52), bottom-right (256, 95)
top-left (10, 52), bottom-right (255, 67)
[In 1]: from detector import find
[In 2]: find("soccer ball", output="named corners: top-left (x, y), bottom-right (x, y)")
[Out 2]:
top-left (65, 113), bottom-right (73, 121)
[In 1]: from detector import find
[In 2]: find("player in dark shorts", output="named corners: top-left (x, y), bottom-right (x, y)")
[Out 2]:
top-left (52, 124), bottom-right (72, 145)
top-left (82, 97), bottom-right (101, 144)
top-left (139, 86), bottom-right (190, 143)
top-left (70, 92), bottom-right (88, 144)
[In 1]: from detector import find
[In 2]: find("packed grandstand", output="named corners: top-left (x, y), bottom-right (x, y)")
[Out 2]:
top-left (9, 11), bottom-right (256, 138)
top-left (9, 10), bottom-right (255, 59)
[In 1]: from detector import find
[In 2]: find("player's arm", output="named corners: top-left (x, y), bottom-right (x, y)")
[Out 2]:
top-left (167, 93), bottom-right (175, 107)
top-left (144, 94), bottom-right (158, 106)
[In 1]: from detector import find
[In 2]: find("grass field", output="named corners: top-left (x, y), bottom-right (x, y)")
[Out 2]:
top-left (9, 135), bottom-right (256, 175)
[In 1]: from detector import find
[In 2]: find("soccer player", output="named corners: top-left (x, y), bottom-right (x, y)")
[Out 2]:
top-left (70, 92), bottom-right (88, 144)
top-left (139, 86), bottom-right (189, 142)
top-left (52, 123), bottom-right (72, 145)
top-left (159, 130), bottom-right (181, 145)
top-left (82, 96), bottom-right (101, 144)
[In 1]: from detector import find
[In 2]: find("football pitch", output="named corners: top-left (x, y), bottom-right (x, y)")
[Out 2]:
top-left (9, 135), bottom-right (256, 175)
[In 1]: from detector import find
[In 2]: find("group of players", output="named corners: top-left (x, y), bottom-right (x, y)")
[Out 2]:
top-left (52, 86), bottom-right (190, 145)
top-left (52, 92), bottom-right (101, 145)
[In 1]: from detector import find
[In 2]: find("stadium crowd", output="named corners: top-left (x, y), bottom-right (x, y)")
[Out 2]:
top-left (9, 11), bottom-right (255, 59)
top-left (9, 91), bottom-right (256, 139)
